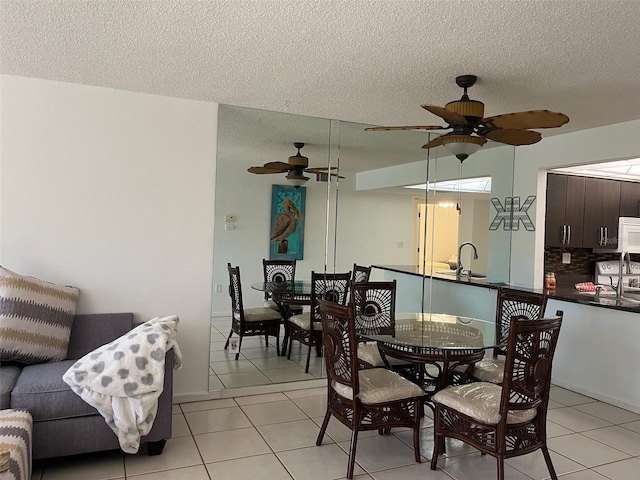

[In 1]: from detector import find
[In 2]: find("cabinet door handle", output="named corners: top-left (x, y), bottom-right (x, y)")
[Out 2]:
top-left (599, 226), bottom-right (604, 246)
top-left (604, 227), bottom-right (608, 245)
top-left (567, 225), bottom-right (571, 245)
top-left (562, 225), bottom-right (567, 245)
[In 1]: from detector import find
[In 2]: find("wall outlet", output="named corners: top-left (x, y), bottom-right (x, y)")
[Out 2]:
top-left (224, 223), bottom-right (234, 230)
top-left (224, 215), bottom-right (236, 223)
top-left (215, 284), bottom-right (222, 293)
top-left (562, 252), bottom-right (571, 264)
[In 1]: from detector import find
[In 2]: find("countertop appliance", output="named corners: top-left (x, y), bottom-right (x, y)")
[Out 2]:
top-left (595, 260), bottom-right (640, 290)
top-left (615, 217), bottom-right (640, 253)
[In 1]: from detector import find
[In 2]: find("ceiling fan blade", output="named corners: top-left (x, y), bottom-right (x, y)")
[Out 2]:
top-left (483, 128), bottom-right (542, 146)
top-left (421, 135), bottom-right (448, 149)
top-left (483, 110), bottom-right (569, 130)
top-left (263, 161), bottom-right (293, 171)
top-left (421, 104), bottom-right (468, 125)
top-left (313, 171), bottom-right (346, 180)
top-left (365, 125), bottom-right (447, 131)
top-left (248, 166), bottom-right (284, 174)
top-left (305, 166), bottom-right (339, 173)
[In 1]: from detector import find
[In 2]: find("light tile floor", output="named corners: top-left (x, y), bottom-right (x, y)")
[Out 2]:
top-left (32, 385), bottom-right (640, 479)
top-left (210, 317), bottom-right (324, 390)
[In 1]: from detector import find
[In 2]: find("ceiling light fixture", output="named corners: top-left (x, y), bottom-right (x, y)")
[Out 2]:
top-left (440, 134), bottom-right (487, 162)
top-left (285, 170), bottom-right (309, 186)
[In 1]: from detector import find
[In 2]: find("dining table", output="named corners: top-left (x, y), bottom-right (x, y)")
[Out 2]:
top-left (357, 312), bottom-right (500, 409)
top-left (251, 280), bottom-right (312, 356)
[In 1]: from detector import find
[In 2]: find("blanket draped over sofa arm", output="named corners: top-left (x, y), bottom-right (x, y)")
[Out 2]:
top-left (63, 315), bottom-right (182, 453)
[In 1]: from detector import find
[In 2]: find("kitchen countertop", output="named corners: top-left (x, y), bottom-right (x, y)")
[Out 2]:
top-left (373, 264), bottom-right (640, 313)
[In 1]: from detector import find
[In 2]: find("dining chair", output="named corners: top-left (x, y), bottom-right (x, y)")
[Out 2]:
top-left (430, 311), bottom-right (563, 480)
top-left (350, 280), bottom-right (412, 370)
top-left (351, 264), bottom-right (372, 284)
top-left (262, 259), bottom-right (303, 315)
top-left (469, 287), bottom-right (548, 384)
top-left (224, 263), bottom-right (283, 360)
top-left (287, 271), bottom-right (351, 373)
top-left (316, 299), bottom-right (424, 479)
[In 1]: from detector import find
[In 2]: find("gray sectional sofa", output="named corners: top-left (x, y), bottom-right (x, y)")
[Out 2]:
top-left (0, 313), bottom-right (174, 459)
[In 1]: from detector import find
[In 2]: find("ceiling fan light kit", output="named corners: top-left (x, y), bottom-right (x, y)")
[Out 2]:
top-left (366, 74), bottom-right (569, 162)
top-left (248, 142), bottom-right (342, 187)
top-left (441, 135), bottom-right (487, 162)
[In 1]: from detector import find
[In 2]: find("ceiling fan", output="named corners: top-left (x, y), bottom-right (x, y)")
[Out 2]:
top-left (366, 75), bottom-right (569, 161)
top-left (248, 142), bottom-right (343, 187)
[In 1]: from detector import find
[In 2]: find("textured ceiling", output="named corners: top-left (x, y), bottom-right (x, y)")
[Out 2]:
top-left (2, 0), bottom-right (640, 137)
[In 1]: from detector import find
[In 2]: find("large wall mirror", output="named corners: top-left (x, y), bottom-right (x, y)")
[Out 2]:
top-left (210, 105), bottom-right (516, 391)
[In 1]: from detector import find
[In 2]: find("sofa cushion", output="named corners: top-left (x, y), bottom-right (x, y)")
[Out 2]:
top-left (11, 360), bottom-right (98, 421)
top-left (0, 365), bottom-right (22, 409)
top-left (0, 266), bottom-right (80, 364)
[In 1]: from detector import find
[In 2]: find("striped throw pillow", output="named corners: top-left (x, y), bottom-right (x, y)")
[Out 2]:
top-left (0, 409), bottom-right (32, 480)
top-left (0, 266), bottom-right (80, 364)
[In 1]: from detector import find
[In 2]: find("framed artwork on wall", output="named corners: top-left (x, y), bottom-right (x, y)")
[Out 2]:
top-left (270, 185), bottom-right (306, 260)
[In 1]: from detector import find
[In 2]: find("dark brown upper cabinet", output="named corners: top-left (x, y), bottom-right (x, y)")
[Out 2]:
top-left (582, 177), bottom-right (621, 249)
top-left (545, 173), bottom-right (585, 247)
top-left (619, 181), bottom-right (640, 218)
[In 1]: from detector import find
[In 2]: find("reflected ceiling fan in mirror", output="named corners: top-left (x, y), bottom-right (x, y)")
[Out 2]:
top-left (366, 75), bottom-right (569, 161)
top-left (248, 142), bottom-right (343, 187)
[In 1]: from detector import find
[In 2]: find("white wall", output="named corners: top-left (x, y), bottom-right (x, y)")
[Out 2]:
top-left (0, 75), bottom-right (217, 398)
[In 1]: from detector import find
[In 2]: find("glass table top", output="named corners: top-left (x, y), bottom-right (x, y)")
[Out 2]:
top-left (358, 313), bottom-right (499, 350)
top-left (251, 281), bottom-right (312, 295)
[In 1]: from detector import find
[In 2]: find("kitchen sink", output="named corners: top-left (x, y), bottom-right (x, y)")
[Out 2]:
top-left (438, 271), bottom-right (487, 279)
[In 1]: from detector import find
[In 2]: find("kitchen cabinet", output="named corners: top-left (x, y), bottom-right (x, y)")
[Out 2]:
top-left (619, 181), bottom-right (640, 217)
top-left (545, 173), bottom-right (585, 247)
top-left (582, 177), bottom-right (620, 249)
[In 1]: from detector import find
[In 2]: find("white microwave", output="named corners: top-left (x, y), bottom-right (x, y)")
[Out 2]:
top-left (613, 217), bottom-right (640, 254)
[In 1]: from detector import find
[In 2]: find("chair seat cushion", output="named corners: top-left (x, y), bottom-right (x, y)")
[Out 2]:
top-left (241, 307), bottom-right (282, 323)
top-left (357, 343), bottom-right (412, 367)
top-left (288, 313), bottom-right (320, 330)
top-left (433, 382), bottom-right (537, 425)
top-left (471, 358), bottom-right (505, 384)
top-left (333, 368), bottom-right (423, 404)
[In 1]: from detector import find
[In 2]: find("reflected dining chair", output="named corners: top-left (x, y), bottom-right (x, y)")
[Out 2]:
top-left (352, 263), bottom-right (372, 284)
top-left (262, 259), bottom-right (303, 316)
top-left (316, 299), bottom-right (424, 479)
top-left (351, 280), bottom-right (412, 371)
top-left (469, 287), bottom-right (548, 384)
top-left (287, 271), bottom-right (351, 373)
top-left (431, 311), bottom-right (563, 480)
top-left (224, 263), bottom-right (283, 360)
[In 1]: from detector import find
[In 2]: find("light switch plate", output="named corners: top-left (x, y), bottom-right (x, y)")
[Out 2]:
top-left (562, 252), bottom-right (571, 264)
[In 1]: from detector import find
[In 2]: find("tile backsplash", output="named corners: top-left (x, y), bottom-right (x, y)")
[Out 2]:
top-left (544, 247), bottom-right (639, 284)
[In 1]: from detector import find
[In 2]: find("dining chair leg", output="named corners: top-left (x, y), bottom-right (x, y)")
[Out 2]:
top-left (541, 445), bottom-right (558, 480)
top-left (235, 336), bottom-right (243, 361)
top-left (316, 411), bottom-right (331, 446)
top-left (430, 432), bottom-right (442, 470)
top-left (305, 342), bottom-right (312, 373)
top-left (497, 457), bottom-right (505, 480)
top-left (223, 331), bottom-right (233, 350)
top-left (413, 400), bottom-right (422, 463)
top-left (347, 428), bottom-right (359, 479)
top-left (287, 333), bottom-right (294, 360)
top-left (274, 332), bottom-right (281, 356)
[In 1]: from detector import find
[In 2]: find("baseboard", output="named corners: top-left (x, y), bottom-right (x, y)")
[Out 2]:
top-left (553, 380), bottom-right (640, 415)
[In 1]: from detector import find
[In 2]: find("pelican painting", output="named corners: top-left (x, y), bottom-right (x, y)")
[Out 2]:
top-left (270, 186), bottom-right (306, 260)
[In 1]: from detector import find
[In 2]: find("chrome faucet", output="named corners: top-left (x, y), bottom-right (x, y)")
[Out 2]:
top-left (456, 242), bottom-right (479, 276)
top-left (617, 251), bottom-right (632, 297)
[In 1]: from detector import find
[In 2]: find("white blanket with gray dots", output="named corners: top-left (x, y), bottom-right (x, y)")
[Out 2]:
top-left (63, 315), bottom-right (182, 453)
